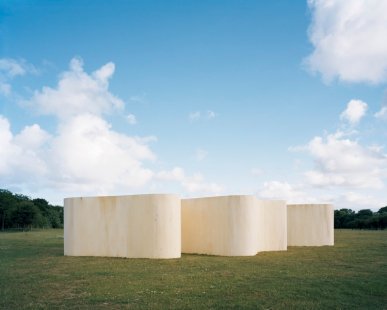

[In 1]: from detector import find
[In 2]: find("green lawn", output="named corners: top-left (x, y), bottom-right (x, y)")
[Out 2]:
top-left (0, 230), bottom-right (386, 309)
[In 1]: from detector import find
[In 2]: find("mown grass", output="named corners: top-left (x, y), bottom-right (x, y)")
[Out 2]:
top-left (0, 229), bottom-right (386, 309)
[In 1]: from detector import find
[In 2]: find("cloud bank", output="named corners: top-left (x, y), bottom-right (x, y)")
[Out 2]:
top-left (0, 58), bottom-right (222, 201)
top-left (286, 97), bottom-right (387, 208)
top-left (305, 0), bottom-right (387, 84)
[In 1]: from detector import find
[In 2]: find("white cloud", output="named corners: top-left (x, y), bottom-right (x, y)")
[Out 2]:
top-left (340, 99), bottom-right (368, 125)
top-left (129, 94), bottom-right (147, 104)
top-left (49, 114), bottom-right (154, 191)
top-left (14, 124), bottom-right (51, 149)
top-left (29, 57), bottom-right (124, 119)
top-left (0, 58), bottom-right (36, 96)
top-left (157, 167), bottom-right (223, 195)
top-left (0, 115), bottom-right (50, 177)
top-left (258, 181), bottom-right (316, 203)
top-left (195, 148), bottom-right (208, 161)
top-left (340, 191), bottom-right (385, 208)
top-left (0, 58), bottom-right (224, 201)
top-left (0, 58), bottom-right (157, 196)
top-left (375, 90), bottom-right (387, 120)
top-left (189, 111), bottom-right (201, 121)
top-left (0, 113), bottom-right (155, 194)
top-left (189, 110), bottom-right (216, 121)
top-left (302, 131), bottom-right (387, 189)
top-left (126, 113), bottom-right (137, 125)
top-left (206, 110), bottom-right (216, 119)
top-left (157, 167), bottom-right (186, 182)
top-left (375, 106), bottom-right (387, 120)
top-left (305, 0), bottom-right (387, 83)
top-left (258, 179), bottom-right (384, 211)
top-left (0, 58), bottom-right (29, 77)
top-left (0, 116), bottom-right (17, 174)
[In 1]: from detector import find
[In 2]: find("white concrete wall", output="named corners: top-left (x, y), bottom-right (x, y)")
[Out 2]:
top-left (257, 200), bottom-right (287, 252)
top-left (181, 196), bottom-right (258, 256)
top-left (65, 194), bottom-right (333, 258)
top-left (287, 204), bottom-right (334, 246)
top-left (64, 194), bottom-right (181, 259)
top-left (182, 196), bottom-right (288, 256)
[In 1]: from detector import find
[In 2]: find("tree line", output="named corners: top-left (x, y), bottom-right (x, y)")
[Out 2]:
top-left (0, 189), bottom-right (63, 231)
top-left (334, 207), bottom-right (387, 230)
top-left (0, 188), bottom-right (386, 231)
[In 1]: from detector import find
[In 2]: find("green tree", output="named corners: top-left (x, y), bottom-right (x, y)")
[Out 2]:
top-left (334, 209), bottom-right (355, 228)
top-left (356, 209), bottom-right (373, 218)
top-left (0, 189), bottom-right (17, 230)
top-left (377, 206), bottom-right (387, 214)
top-left (33, 198), bottom-right (51, 228)
top-left (11, 201), bottom-right (39, 230)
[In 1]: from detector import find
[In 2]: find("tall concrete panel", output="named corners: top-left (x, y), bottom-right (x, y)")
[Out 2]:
top-left (181, 195), bottom-right (258, 256)
top-left (182, 196), bottom-right (288, 256)
top-left (287, 204), bottom-right (334, 246)
top-left (257, 200), bottom-right (287, 252)
top-left (64, 194), bottom-right (181, 259)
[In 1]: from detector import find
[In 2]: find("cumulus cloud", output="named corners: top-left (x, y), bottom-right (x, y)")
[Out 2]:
top-left (305, 0), bottom-right (387, 83)
top-left (0, 58), bottom-right (156, 195)
top-left (375, 106), bottom-right (387, 120)
top-left (0, 116), bottom-right (50, 178)
top-left (189, 111), bottom-right (201, 121)
top-left (302, 131), bottom-right (387, 189)
top-left (206, 110), bottom-right (216, 119)
top-left (0, 114), bottom-right (155, 194)
top-left (49, 114), bottom-right (155, 191)
top-left (0, 58), bottom-right (30, 77)
top-left (126, 113), bottom-right (137, 125)
top-left (189, 110), bottom-right (216, 121)
top-left (340, 191), bottom-right (385, 208)
top-left (0, 116), bottom-right (18, 174)
top-left (375, 92), bottom-right (387, 120)
top-left (258, 181), bottom-right (316, 203)
top-left (0, 58), bottom-right (223, 199)
top-left (340, 99), bottom-right (368, 125)
top-left (29, 57), bottom-right (124, 119)
top-left (0, 58), bottom-right (36, 96)
top-left (157, 167), bottom-right (223, 195)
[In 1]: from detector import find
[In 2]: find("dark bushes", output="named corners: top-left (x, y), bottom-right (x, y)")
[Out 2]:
top-left (334, 207), bottom-right (387, 230)
top-left (0, 189), bottom-right (63, 230)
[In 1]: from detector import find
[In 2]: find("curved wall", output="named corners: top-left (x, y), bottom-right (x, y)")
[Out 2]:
top-left (64, 194), bottom-right (181, 259)
top-left (257, 200), bottom-right (287, 252)
top-left (181, 195), bottom-right (258, 256)
top-left (287, 204), bottom-right (334, 246)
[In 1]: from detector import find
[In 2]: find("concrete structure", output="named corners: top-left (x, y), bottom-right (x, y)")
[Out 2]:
top-left (287, 204), bottom-right (334, 246)
top-left (64, 194), bottom-right (334, 259)
top-left (181, 196), bottom-right (288, 256)
top-left (182, 195), bottom-right (258, 256)
top-left (64, 194), bottom-right (181, 259)
top-left (257, 200), bottom-right (287, 252)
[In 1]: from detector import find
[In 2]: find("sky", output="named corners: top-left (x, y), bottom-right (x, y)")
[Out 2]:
top-left (0, 0), bottom-right (386, 210)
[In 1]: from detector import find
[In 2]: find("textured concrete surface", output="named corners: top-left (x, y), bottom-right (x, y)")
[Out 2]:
top-left (64, 194), bottom-right (181, 259)
top-left (287, 204), bottom-right (334, 246)
top-left (257, 200), bottom-right (287, 252)
top-left (182, 196), bottom-right (258, 256)
top-left (182, 196), bottom-right (288, 256)
top-left (65, 194), bottom-right (333, 258)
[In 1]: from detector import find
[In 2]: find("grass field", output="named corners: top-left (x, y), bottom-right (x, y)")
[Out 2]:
top-left (0, 230), bottom-right (386, 309)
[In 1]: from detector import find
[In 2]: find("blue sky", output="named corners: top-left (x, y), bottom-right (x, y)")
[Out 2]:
top-left (0, 0), bottom-right (386, 210)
